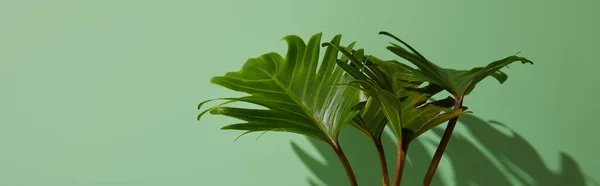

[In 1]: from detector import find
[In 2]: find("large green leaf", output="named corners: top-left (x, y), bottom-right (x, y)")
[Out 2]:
top-left (379, 31), bottom-right (534, 98)
top-left (197, 33), bottom-right (362, 145)
top-left (329, 45), bottom-right (390, 139)
top-left (324, 43), bottom-right (470, 143)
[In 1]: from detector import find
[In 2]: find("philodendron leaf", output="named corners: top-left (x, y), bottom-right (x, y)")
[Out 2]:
top-left (379, 31), bottom-right (533, 98)
top-left (325, 42), bottom-right (470, 142)
top-left (197, 33), bottom-right (361, 145)
top-left (326, 44), bottom-right (389, 139)
top-left (358, 67), bottom-right (471, 142)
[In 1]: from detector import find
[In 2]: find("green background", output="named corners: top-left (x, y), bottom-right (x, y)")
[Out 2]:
top-left (1, 0), bottom-right (598, 185)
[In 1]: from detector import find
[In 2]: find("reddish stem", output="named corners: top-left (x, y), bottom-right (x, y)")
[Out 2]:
top-left (331, 143), bottom-right (358, 186)
top-left (421, 98), bottom-right (463, 186)
top-left (392, 140), bottom-right (408, 186)
top-left (374, 140), bottom-right (390, 186)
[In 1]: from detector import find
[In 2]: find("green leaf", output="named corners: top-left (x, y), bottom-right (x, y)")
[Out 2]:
top-left (326, 45), bottom-right (394, 137)
top-left (328, 43), bottom-right (468, 142)
top-left (350, 80), bottom-right (403, 137)
top-left (401, 97), bottom-right (471, 142)
top-left (379, 31), bottom-right (534, 98)
top-left (198, 33), bottom-right (362, 145)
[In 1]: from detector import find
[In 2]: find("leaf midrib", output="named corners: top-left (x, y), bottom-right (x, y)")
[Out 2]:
top-left (250, 63), bottom-right (336, 144)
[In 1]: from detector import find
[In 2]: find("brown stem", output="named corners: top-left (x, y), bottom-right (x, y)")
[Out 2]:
top-left (392, 139), bottom-right (408, 186)
top-left (421, 99), bottom-right (464, 186)
top-left (374, 140), bottom-right (390, 186)
top-left (332, 143), bottom-right (358, 186)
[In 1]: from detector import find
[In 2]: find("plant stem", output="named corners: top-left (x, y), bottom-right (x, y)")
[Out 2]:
top-left (373, 140), bottom-right (390, 186)
top-left (421, 99), bottom-right (463, 186)
top-left (332, 143), bottom-right (358, 186)
top-left (392, 140), bottom-right (408, 186)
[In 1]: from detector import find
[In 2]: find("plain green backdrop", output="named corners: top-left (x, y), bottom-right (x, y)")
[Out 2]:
top-left (1, 0), bottom-right (598, 185)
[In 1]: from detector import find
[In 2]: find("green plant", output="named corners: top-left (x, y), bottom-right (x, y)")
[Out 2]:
top-left (198, 33), bottom-right (362, 185)
top-left (197, 32), bottom-right (533, 186)
top-left (377, 31), bottom-right (533, 185)
top-left (322, 42), bottom-right (470, 186)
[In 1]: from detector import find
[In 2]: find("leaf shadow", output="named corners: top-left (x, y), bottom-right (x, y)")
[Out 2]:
top-left (291, 114), bottom-right (592, 186)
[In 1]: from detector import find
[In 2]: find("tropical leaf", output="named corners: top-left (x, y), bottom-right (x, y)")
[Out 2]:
top-left (379, 31), bottom-right (534, 98)
top-left (323, 42), bottom-right (471, 143)
top-left (197, 33), bottom-right (362, 146)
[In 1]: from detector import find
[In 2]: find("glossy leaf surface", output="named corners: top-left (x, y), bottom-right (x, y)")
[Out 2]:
top-left (198, 33), bottom-right (362, 145)
top-left (324, 43), bottom-right (470, 142)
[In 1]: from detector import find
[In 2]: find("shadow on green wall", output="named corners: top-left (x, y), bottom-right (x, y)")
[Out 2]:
top-left (291, 114), bottom-right (593, 186)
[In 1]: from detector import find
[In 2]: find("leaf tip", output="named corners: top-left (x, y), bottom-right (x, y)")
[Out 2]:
top-left (208, 76), bottom-right (221, 85)
top-left (196, 114), bottom-right (202, 121)
top-left (197, 107), bottom-right (215, 121)
top-left (219, 125), bottom-right (230, 130)
top-left (513, 52), bottom-right (534, 65)
top-left (232, 132), bottom-right (248, 142)
top-left (280, 34), bottom-right (302, 44)
top-left (378, 31), bottom-right (392, 36)
top-left (524, 58), bottom-right (534, 65)
top-left (255, 131), bottom-right (270, 141)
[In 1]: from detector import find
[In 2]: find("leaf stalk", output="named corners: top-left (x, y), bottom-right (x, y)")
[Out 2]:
top-left (421, 97), bottom-right (464, 186)
top-left (374, 139), bottom-right (390, 186)
top-left (331, 143), bottom-right (358, 186)
top-left (392, 139), bottom-right (408, 186)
